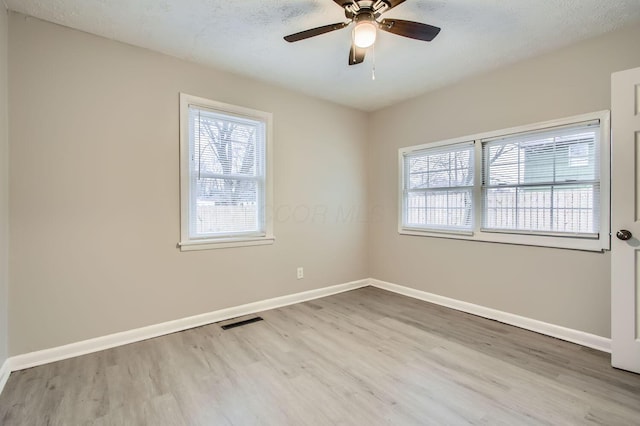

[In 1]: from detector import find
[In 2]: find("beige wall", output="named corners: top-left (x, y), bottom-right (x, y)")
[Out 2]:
top-left (369, 24), bottom-right (640, 338)
top-left (0, 8), bottom-right (8, 365)
top-left (7, 11), bottom-right (640, 356)
top-left (8, 14), bottom-right (369, 355)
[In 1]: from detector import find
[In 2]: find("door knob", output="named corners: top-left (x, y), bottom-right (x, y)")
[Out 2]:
top-left (616, 229), bottom-right (633, 241)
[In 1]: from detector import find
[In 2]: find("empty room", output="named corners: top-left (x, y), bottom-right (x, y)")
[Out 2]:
top-left (1, 0), bottom-right (640, 424)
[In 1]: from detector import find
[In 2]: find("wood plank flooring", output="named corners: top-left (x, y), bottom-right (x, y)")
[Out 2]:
top-left (1, 286), bottom-right (639, 425)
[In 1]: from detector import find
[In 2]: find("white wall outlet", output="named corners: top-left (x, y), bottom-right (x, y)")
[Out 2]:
top-left (297, 267), bottom-right (304, 279)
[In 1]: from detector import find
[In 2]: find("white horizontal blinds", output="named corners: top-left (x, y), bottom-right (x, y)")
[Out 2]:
top-left (189, 105), bottom-right (266, 239)
top-left (403, 142), bottom-right (474, 231)
top-left (482, 120), bottom-right (600, 235)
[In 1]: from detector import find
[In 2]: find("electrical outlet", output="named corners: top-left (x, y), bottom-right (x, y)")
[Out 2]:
top-left (297, 267), bottom-right (304, 279)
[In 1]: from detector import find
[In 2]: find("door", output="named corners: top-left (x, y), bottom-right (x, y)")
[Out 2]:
top-left (611, 66), bottom-right (640, 373)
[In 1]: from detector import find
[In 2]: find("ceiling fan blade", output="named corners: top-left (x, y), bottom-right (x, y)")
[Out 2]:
top-left (333, 0), bottom-right (357, 19)
top-left (284, 22), bottom-right (349, 42)
top-left (379, 19), bottom-right (441, 42)
top-left (348, 44), bottom-right (366, 65)
top-left (381, 0), bottom-right (408, 11)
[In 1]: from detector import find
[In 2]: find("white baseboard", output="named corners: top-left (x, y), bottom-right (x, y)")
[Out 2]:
top-left (3, 277), bottom-right (610, 384)
top-left (370, 279), bottom-right (611, 353)
top-left (0, 358), bottom-right (10, 397)
top-left (8, 279), bottom-right (369, 372)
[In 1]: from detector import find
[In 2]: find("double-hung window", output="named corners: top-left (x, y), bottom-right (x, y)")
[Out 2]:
top-left (179, 94), bottom-right (273, 251)
top-left (482, 122), bottom-right (600, 236)
top-left (399, 111), bottom-right (610, 251)
top-left (402, 142), bottom-right (474, 233)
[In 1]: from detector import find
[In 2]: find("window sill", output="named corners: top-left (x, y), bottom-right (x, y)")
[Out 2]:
top-left (398, 227), bottom-right (608, 252)
top-left (401, 227), bottom-right (474, 237)
top-left (179, 237), bottom-right (275, 251)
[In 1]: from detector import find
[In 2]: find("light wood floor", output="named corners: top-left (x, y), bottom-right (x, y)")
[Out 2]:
top-left (1, 287), bottom-right (639, 425)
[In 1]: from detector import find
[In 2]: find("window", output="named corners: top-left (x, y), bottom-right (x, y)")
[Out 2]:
top-left (179, 94), bottom-right (273, 251)
top-left (402, 142), bottom-right (474, 233)
top-left (482, 122), bottom-right (600, 236)
top-left (399, 111), bottom-right (610, 251)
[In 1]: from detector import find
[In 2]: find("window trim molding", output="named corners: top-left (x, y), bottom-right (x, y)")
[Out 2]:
top-left (398, 110), bottom-right (611, 252)
top-left (179, 93), bottom-right (274, 251)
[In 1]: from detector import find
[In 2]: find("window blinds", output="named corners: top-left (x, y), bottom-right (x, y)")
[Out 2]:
top-left (481, 120), bottom-right (600, 236)
top-left (403, 142), bottom-right (474, 231)
top-left (189, 105), bottom-right (266, 239)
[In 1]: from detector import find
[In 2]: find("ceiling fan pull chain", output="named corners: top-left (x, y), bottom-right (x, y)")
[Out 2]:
top-left (351, 29), bottom-right (356, 63)
top-left (372, 44), bottom-right (376, 81)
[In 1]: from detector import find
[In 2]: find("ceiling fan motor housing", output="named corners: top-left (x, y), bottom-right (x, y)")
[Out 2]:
top-left (344, 1), bottom-right (390, 19)
top-left (353, 10), bottom-right (376, 25)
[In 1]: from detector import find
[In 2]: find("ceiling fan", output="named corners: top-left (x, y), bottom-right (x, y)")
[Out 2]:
top-left (284, 0), bottom-right (441, 66)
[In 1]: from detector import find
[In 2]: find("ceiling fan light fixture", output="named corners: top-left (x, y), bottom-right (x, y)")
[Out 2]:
top-left (353, 16), bottom-right (377, 48)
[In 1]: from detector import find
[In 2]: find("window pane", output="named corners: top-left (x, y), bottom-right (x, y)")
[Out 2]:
top-left (193, 109), bottom-right (260, 177)
top-left (484, 187), bottom-right (517, 230)
top-left (552, 185), bottom-right (597, 233)
top-left (406, 189), bottom-right (473, 230)
top-left (484, 127), bottom-right (598, 186)
top-left (407, 145), bottom-right (473, 189)
top-left (483, 184), bottom-right (598, 234)
top-left (485, 143), bottom-right (520, 185)
top-left (556, 137), bottom-right (596, 179)
top-left (194, 178), bottom-right (259, 235)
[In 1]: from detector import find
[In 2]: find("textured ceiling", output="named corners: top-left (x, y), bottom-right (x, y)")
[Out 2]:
top-left (6, 0), bottom-right (640, 111)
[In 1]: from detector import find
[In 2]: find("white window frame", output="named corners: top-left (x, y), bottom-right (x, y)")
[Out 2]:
top-left (398, 110), bottom-right (611, 252)
top-left (179, 93), bottom-right (274, 251)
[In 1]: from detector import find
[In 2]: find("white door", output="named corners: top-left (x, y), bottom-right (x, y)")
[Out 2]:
top-left (611, 66), bottom-right (640, 373)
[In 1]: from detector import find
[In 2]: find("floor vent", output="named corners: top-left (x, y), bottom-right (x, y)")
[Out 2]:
top-left (220, 316), bottom-right (264, 330)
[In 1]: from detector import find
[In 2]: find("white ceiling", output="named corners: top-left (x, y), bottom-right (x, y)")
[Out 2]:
top-left (6, 0), bottom-right (640, 111)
